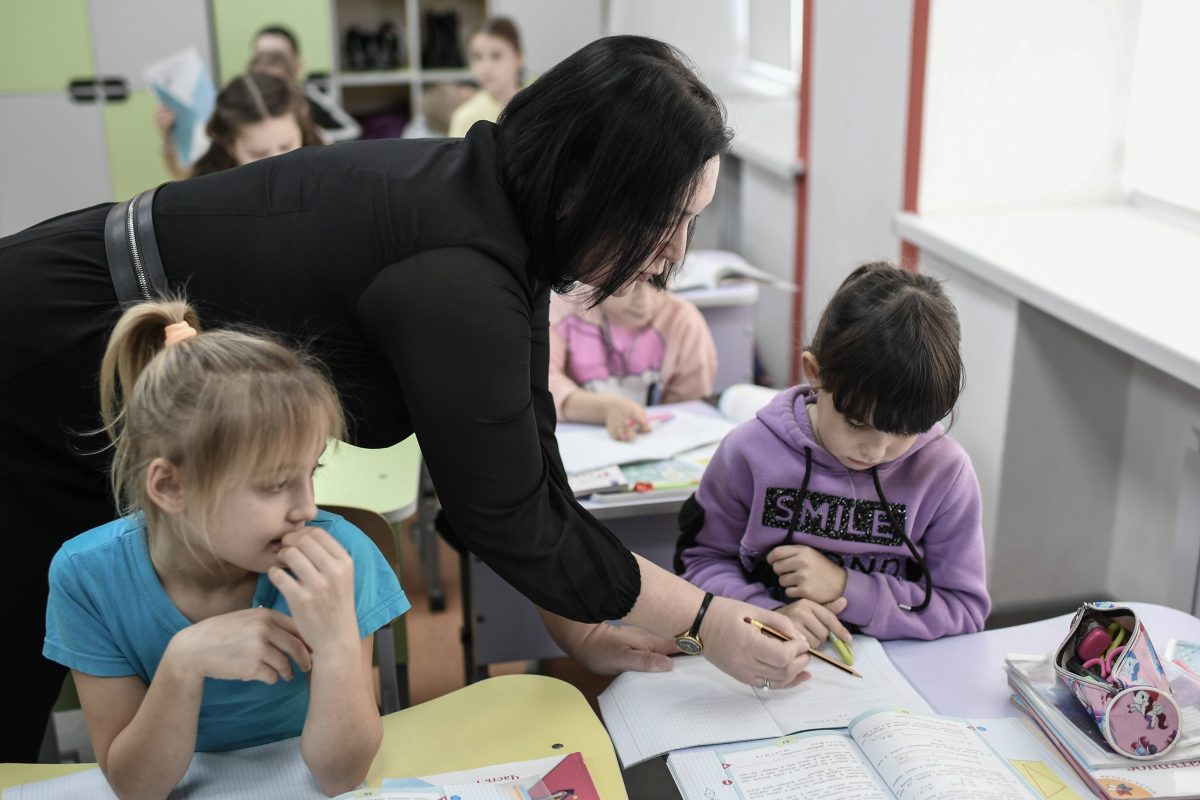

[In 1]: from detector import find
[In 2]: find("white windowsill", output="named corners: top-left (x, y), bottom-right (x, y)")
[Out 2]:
top-left (895, 202), bottom-right (1200, 391)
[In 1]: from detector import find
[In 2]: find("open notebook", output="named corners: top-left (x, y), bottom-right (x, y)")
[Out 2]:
top-left (598, 635), bottom-right (932, 767)
top-left (2, 737), bottom-right (325, 799)
top-left (556, 407), bottom-right (735, 475)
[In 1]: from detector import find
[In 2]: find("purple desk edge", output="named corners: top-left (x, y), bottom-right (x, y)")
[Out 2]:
top-left (881, 602), bottom-right (1200, 719)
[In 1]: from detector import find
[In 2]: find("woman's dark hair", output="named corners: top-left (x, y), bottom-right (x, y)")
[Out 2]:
top-left (808, 262), bottom-right (964, 436)
top-left (496, 36), bottom-right (732, 302)
top-left (191, 72), bottom-right (321, 177)
top-left (473, 16), bottom-right (522, 54)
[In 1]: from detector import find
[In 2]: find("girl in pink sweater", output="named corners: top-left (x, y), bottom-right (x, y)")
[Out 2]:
top-left (550, 282), bottom-right (717, 440)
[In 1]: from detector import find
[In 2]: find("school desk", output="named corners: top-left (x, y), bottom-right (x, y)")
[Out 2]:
top-left (463, 401), bottom-right (723, 680)
top-left (0, 674), bottom-right (628, 799)
top-left (620, 600), bottom-right (1200, 799)
top-left (883, 600), bottom-right (1200, 718)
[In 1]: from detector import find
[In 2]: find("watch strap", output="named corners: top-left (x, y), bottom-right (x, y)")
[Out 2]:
top-left (688, 592), bottom-right (714, 638)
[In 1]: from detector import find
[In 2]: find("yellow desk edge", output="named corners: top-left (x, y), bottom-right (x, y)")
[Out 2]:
top-left (1, 675), bottom-right (629, 799)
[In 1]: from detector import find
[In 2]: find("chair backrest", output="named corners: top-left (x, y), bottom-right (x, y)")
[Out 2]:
top-left (321, 504), bottom-right (408, 713)
top-left (323, 505), bottom-right (400, 573)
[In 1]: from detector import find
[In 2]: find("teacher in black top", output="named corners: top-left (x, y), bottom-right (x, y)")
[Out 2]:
top-left (0, 36), bottom-right (812, 760)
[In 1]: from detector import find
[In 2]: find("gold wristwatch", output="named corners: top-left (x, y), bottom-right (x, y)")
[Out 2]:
top-left (674, 592), bottom-right (714, 655)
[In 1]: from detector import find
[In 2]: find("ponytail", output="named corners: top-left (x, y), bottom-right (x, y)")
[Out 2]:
top-left (99, 299), bottom-right (200, 443)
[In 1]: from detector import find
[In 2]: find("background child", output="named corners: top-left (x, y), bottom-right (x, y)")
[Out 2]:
top-left (550, 280), bottom-right (718, 441)
top-left (155, 71), bottom-right (321, 178)
top-left (676, 262), bottom-right (990, 643)
top-left (43, 300), bottom-right (408, 797)
top-left (448, 17), bottom-right (525, 137)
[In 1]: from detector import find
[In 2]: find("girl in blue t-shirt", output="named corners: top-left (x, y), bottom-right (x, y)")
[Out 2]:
top-left (43, 299), bottom-right (409, 797)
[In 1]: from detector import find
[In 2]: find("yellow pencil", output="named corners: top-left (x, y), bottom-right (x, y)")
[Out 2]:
top-left (743, 617), bottom-right (862, 678)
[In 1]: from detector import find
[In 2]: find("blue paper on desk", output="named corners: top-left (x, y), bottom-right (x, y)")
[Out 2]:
top-left (144, 47), bottom-right (215, 167)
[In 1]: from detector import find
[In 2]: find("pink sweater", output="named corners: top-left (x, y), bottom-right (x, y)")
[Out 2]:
top-left (548, 291), bottom-right (717, 417)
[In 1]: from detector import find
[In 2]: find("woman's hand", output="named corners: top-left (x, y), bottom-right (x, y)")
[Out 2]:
top-left (767, 544), bottom-right (848, 603)
top-left (268, 527), bottom-right (360, 656)
top-left (539, 611), bottom-right (678, 674)
top-left (778, 596), bottom-right (852, 650)
top-left (168, 607), bottom-right (312, 683)
top-left (603, 396), bottom-right (649, 441)
top-left (700, 595), bottom-right (811, 689)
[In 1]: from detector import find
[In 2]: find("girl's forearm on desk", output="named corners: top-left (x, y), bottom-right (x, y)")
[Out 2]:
top-left (96, 651), bottom-right (204, 800)
top-left (301, 636), bottom-right (382, 796)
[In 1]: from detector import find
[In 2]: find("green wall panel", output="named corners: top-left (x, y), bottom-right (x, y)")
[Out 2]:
top-left (0, 0), bottom-right (95, 92)
top-left (211, 0), bottom-right (333, 84)
top-left (104, 91), bottom-right (176, 200)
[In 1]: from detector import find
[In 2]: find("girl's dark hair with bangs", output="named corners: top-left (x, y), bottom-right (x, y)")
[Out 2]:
top-left (495, 36), bottom-right (732, 303)
top-left (808, 262), bottom-right (964, 436)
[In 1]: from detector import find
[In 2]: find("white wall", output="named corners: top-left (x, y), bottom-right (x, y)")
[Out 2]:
top-left (919, 0), bottom-right (1140, 214)
top-left (488, 0), bottom-right (603, 74)
top-left (607, 0), bottom-right (740, 83)
top-left (803, 0), bottom-right (912, 343)
top-left (1124, 0), bottom-right (1200, 214)
top-left (1110, 363), bottom-right (1200, 609)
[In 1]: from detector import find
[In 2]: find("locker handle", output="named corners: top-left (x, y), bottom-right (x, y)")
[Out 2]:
top-left (67, 79), bottom-right (99, 104)
top-left (99, 77), bottom-right (129, 103)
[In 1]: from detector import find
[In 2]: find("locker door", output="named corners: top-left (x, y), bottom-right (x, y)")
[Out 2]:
top-left (0, 1), bottom-right (109, 235)
top-left (90, 0), bottom-right (216, 198)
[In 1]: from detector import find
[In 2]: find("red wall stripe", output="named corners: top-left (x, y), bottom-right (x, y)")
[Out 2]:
top-left (901, 0), bottom-right (931, 270)
top-left (791, 0), bottom-right (815, 384)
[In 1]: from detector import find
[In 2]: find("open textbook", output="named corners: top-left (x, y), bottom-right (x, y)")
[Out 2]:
top-left (667, 710), bottom-right (1095, 800)
top-left (671, 250), bottom-right (798, 292)
top-left (599, 636), bottom-right (932, 767)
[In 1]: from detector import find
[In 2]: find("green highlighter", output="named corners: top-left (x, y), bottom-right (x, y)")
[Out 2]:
top-left (828, 631), bottom-right (855, 666)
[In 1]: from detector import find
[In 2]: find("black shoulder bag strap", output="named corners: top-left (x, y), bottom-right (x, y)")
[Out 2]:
top-left (103, 185), bottom-right (168, 306)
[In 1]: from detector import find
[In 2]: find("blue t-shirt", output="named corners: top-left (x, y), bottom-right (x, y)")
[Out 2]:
top-left (43, 509), bottom-right (410, 752)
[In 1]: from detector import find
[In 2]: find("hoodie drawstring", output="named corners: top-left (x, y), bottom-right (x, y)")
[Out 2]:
top-left (870, 466), bottom-right (933, 613)
top-left (751, 445), bottom-right (933, 614)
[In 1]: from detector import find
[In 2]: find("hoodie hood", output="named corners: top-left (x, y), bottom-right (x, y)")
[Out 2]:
top-left (755, 384), bottom-right (945, 477)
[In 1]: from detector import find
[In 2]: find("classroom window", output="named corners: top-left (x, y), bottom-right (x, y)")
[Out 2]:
top-left (1124, 0), bottom-right (1200, 218)
top-left (737, 0), bottom-right (802, 89)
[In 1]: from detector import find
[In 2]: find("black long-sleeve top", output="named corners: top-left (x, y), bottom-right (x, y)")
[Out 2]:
top-left (0, 123), bottom-right (640, 623)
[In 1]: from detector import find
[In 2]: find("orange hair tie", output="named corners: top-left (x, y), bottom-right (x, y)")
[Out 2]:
top-left (163, 321), bottom-right (198, 347)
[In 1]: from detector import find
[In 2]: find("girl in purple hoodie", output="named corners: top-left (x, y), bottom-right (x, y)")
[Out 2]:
top-left (677, 262), bottom-right (990, 645)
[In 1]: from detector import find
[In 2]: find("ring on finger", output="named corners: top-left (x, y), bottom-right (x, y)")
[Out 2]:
top-left (760, 676), bottom-right (771, 691)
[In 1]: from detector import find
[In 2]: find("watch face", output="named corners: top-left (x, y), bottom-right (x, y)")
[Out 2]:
top-left (676, 635), bottom-right (702, 656)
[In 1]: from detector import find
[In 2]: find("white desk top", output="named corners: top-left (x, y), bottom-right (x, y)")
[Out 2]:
top-left (896, 203), bottom-right (1200, 390)
top-left (883, 602), bottom-right (1200, 719)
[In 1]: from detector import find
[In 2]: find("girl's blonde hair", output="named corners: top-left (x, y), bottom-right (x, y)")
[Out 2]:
top-left (99, 299), bottom-right (344, 552)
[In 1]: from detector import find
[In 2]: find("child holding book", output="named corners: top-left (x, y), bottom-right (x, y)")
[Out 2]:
top-left (550, 279), bottom-right (718, 441)
top-left (676, 263), bottom-right (990, 644)
top-left (43, 299), bottom-right (408, 797)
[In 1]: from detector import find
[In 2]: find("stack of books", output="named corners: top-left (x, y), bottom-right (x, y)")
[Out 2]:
top-left (1006, 651), bottom-right (1200, 798)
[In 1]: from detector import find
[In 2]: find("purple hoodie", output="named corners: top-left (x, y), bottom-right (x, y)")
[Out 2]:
top-left (679, 386), bottom-right (990, 640)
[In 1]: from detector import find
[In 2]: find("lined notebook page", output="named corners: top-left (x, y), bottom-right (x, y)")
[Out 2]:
top-left (599, 636), bottom-right (931, 767)
top-left (3, 737), bottom-right (330, 799)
